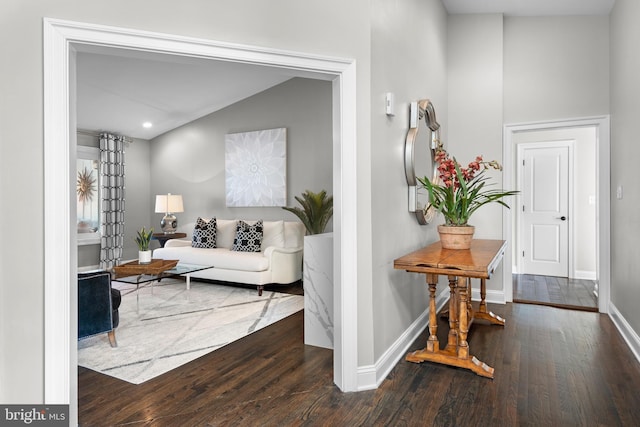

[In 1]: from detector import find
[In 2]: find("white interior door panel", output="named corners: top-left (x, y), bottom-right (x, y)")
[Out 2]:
top-left (519, 143), bottom-right (571, 277)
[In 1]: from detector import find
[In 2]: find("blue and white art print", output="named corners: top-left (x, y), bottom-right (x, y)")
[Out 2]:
top-left (225, 128), bottom-right (287, 207)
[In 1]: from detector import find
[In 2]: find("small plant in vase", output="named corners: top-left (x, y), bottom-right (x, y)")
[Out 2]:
top-left (418, 144), bottom-right (518, 249)
top-left (135, 227), bottom-right (154, 264)
top-left (282, 190), bottom-right (333, 235)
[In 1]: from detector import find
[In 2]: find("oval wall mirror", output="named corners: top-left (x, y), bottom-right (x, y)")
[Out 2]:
top-left (404, 99), bottom-right (441, 225)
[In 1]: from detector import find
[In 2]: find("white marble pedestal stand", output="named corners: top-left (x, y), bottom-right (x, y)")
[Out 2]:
top-left (303, 232), bottom-right (334, 349)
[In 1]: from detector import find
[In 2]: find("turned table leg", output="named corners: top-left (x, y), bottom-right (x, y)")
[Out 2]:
top-left (479, 277), bottom-right (487, 313)
top-left (473, 278), bottom-right (506, 326)
top-left (405, 273), bottom-right (495, 378)
top-left (444, 275), bottom-right (458, 352)
top-left (457, 276), bottom-right (470, 359)
top-left (426, 273), bottom-right (439, 352)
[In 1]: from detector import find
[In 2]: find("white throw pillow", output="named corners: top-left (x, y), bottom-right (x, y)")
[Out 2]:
top-left (261, 220), bottom-right (285, 250)
top-left (216, 219), bottom-right (237, 248)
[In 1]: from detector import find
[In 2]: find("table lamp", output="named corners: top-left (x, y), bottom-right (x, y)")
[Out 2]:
top-left (155, 193), bottom-right (184, 234)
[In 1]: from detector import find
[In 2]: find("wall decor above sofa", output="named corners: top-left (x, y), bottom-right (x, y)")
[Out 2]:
top-left (225, 127), bottom-right (287, 207)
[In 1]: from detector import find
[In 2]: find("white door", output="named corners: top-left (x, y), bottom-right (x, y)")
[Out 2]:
top-left (518, 142), bottom-right (571, 277)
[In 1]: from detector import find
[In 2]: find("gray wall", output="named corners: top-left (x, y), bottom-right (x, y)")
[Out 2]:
top-left (504, 16), bottom-right (610, 123)
top-left (447, 14), bottom-right (505, 292)
top-left (610, 0), bottom-right (640, 338)
top-left (370, 0), bottom-right (448, 362)
top-left (123, 138), bottom-right (152, 259)
top-left (0, 0), bottom-right (372, 402)
top-left (447, 14), bottom-right (609, 295)
top-left (78, 78), bottom-right (332, 268)
top-left (150, 78), bottom-right (333, 233)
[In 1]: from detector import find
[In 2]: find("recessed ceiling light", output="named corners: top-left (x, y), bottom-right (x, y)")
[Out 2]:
top-left (142, 122), bottom-right (153, 128)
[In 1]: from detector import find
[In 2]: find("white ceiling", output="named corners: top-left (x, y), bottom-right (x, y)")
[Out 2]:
top-left (442, 0), bottom-right (615, 16)
top-left (77, 1), bottom-right (616, 140)
top-left (76, 47), bottom-right (304, 140)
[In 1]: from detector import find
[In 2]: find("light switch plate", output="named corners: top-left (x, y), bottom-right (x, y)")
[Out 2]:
top-left (385, 92), bottom-right (395, 116)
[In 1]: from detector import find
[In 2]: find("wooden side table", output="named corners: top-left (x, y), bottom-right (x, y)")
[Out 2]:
top-left (152, 232), bottom-right (187, 248)
top-left (394, 239), bottom-right (506, 378)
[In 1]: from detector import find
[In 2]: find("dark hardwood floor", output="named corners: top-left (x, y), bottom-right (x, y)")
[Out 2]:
top-left (513, 273), bottom-right (598, 311)
top-left (79, 299), bottom-right (640, 426)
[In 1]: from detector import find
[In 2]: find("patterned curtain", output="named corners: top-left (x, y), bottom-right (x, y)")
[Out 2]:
top-left (99, 133), bottom-right (127, 270)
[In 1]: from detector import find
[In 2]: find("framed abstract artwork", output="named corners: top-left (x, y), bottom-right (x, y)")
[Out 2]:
top-left (77, 146), bottom-right (101, 245)
top-left (225, 128), bottom-right (287, 207)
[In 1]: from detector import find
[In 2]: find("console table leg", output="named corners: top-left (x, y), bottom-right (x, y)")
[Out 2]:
top-left (474, 278), bottom-right (506, 326)
top-left (457, 276), bottom-right (469, 359)
top-left (445, 276), bottom-right (458, 352)
top-left (405, 273), bottom-right (495, 378)
top-left (426, 274), bottom-right (439, 352)
top-left (479, 278), bottom-right (487, 313)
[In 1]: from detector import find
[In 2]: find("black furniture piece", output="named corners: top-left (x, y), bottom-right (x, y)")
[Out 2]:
top-left (152, 232), bottom-right (187, 248)
top-left (78, 271), bottom-right (121, 347)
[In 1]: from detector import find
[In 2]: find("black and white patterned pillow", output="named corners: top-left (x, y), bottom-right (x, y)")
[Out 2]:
top-left (231, 220), bottom-right (263, 252)
top-left (192, 217), bottom-right (216, 248)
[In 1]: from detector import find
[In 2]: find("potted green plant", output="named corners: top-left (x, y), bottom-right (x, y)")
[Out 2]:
top-left (418, 144), bottom-right (518, 249)
top-left (283, 190), bottom-right (334, 349)
top-left (135, 227), bottom-right (154, 264)
top-left (282, 190), bottom-right (333, 235)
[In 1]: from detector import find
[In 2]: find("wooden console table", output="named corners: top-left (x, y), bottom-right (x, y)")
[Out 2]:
top-left (394, 239), bottom-right (506, 378)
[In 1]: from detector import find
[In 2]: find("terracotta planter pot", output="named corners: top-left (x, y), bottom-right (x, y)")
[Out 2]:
top-left (437, 225), bottom-right (475, 250)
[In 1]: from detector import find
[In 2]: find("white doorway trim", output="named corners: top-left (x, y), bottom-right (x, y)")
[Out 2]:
top-left (43, 18), bottom-right (359, 419)
top-left (503, 116), bottom-right (610, 314)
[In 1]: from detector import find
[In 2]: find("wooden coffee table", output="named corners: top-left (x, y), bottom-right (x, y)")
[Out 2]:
top-left (112, 262), bottom-right (213, 311)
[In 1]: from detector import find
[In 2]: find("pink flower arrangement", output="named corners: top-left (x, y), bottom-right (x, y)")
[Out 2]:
top-left (418, 146), bottom-right (517, 226)
top-left (435, 149), bottom-right (502, 190)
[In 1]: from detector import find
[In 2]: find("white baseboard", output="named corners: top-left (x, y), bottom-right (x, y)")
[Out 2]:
top-left (471, 288), bottom-right (506, 305)
top-left (357, 287), bottom-right (450, 391)
top-left (608, 302), bottom-right (640, 365)
top-left (574, 270), bottom-right (597, 281)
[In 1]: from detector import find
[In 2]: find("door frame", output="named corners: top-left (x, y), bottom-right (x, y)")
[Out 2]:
top-left (516, 140), bottom-right (574, 278)
top-left (43, 18), bottom-right (359, 418)
top-left (503, 116), bottom-right (610, 314)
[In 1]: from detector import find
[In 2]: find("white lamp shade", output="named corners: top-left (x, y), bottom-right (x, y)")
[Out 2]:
top-left (155, 194), bottom-right (184, 213)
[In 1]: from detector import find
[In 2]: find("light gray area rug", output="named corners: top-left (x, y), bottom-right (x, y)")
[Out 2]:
top-left (78, 279), bottom-right (303, 384)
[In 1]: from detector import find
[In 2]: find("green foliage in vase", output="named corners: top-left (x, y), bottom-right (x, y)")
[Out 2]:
top-left (135, 227), bottom-right (154, 251)
top-left (282, 190), bottom-right (333, 235)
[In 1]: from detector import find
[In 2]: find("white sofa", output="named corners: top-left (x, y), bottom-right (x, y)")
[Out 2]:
top-left (152, 219), bottom-right (305, 295)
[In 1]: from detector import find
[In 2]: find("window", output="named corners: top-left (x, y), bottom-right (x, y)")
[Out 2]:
top-left (77, 146), bottom-right (101, 245)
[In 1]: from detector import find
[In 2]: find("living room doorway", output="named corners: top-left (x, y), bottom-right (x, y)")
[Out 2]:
top-left (43, 18), bottom-right (359, 421)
